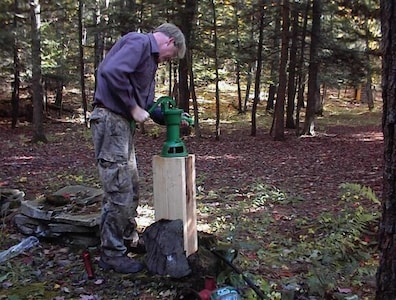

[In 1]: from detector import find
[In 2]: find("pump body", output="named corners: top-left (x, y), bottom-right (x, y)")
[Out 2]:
top-left (148, 96), bottom-right (192, 157)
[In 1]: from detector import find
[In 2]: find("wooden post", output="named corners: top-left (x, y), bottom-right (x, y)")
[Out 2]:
top-left (152, 154), bottom-right (197, 256)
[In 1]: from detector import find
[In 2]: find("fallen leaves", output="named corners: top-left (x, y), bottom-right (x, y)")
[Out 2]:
top-left (0, 104), bottom-right (383, 298)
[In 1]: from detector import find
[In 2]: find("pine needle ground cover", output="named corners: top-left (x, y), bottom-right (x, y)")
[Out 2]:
top-left (0, 92), bottom-right (382, 299)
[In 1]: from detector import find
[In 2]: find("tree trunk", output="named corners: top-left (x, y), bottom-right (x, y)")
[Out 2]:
top-left (30, 0), bottom-right (47, 143)
top-left (302, 0), bottom-right (321, 136)
top-left (296, 0), bottom-right (310, 136)
top-left (286, 3), bottom-right (298, 129)
top-left (93, 0), bottom-right (104, 95)
top-left (266, 84), bottom-right (276, 112)
top-left (11, 0), bottom-right (20, 129)
top-left (172, 66), bottom-right (178, 104)
top-left (364, 11), bottom-right (375, 111)
top-left (53, 9), bottom-right (66, 113)
top-left (271, 0), bottom-right (289, 141)
top-left (266, 0), bottom-right (281, 112)
top-left (119, 0), bottom-right (136, 36)
top-left (244, 63), bottom-right (253, 112)
top-left (233, 1), bottom-right (243, 114)
top-left (177, 0), bottom-right (198, 114)
top-left (376, 1), bottom-right (396, 299)
top-left (78, 0), bottom-right (88, 126)
top-left (210, 0), bottom-right (221, 141)
top-left (189, 50), bottom-right (201, 138)
top-left (251, 0), bottom-right (265, 137)
top-left (244, 8), bottom-right (255, 113)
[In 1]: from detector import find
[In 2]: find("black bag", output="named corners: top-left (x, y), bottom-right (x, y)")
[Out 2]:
top-left (143, 219), bottom-right (191, 278)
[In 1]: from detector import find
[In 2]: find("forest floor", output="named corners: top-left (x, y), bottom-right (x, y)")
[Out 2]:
top-left (0, 91), bottom-right (383, 300)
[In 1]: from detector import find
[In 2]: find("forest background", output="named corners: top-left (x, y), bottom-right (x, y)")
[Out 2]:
top-left (0, 0), bottom-right (390, 300)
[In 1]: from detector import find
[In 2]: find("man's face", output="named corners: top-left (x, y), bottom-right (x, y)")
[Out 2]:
top-left (158, 37), bottom-right (179, 63)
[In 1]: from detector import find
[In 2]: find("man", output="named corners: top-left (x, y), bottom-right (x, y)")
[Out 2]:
top-left (90, 23), bottom-right (186, 274)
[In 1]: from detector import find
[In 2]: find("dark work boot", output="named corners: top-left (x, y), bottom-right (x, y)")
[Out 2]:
top-left (98, 254), bottom-right (144, 274)
top-left (125, 238), bottom-right (146, 254)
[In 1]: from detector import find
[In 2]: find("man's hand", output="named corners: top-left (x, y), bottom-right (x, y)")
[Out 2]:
top-left (131, 105), bottom-right (150, 123)
top-left (181, 112), bottom-right (193, 127)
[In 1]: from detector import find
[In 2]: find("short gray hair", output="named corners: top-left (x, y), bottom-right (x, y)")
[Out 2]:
top-left (154, 23), bottom-right (186, 59)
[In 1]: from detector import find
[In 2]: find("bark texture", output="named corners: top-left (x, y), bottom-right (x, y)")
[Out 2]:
top-left (376, 1), bottom-right (396, 299)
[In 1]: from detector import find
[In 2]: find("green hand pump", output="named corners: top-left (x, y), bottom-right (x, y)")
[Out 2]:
top-left (148, 96), bottom-right (192, 158)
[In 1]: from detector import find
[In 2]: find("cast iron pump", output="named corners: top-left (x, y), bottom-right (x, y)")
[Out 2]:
top-left (148, 96), bottom-right (192, 158)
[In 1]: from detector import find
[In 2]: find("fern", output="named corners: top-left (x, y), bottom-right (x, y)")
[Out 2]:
top-left (339, 182), bottom-right (380, 204)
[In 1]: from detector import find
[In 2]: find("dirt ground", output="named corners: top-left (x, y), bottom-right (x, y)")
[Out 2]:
top-left (0, 96), bottom-right (383, 299)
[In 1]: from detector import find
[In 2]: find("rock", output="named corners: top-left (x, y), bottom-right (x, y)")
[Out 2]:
top-left (20, 200), bottom-right (55, 221)
top-left (13, 185), bottom-right (102, 248)
top-left (51, 185), bottom-right (103, 206)
top-left (0, 188), bottom-right (25, 217)
top-left (14, 214), bottom-right (54, 236)
top-left (48, 221), bottom-right (98, 233)
top-left (52, 213), bottom-right (100, 227)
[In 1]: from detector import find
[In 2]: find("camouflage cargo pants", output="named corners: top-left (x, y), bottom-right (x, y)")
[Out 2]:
top-left (90, 107), bottom-right (139, 257)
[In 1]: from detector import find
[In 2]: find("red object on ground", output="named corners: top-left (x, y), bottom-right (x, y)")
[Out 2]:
top-left (198, 276), bottom-right (216, 300)
top-left (82, 250), bottom-right (95, 279)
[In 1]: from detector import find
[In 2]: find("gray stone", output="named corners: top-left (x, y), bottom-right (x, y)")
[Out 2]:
top-left (20, 200), bottom-right (56, 221)
top-left (48, 222), bottom-right (97, 233)
top-left (0, 188), bottom-right (25, 203)
top-left (14, 185), bottom-right (103, 247)
top-left (58, 233), bottom-right (100, 247)
top-left (52, 185), bottom-right (103, 206)
top-left (0, 188), bottom-right (25, 217)
top-left (14, 213), bottom-right (48, 236)
top-left (52, 213), bottom-right (100, 227)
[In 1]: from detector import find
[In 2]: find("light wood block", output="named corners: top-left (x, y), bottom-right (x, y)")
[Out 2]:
top-left (152, 154), bottom-right (197, 256)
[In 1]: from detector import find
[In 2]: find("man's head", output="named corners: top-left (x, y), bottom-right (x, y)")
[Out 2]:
top-left (154, 23), bottom-right (186, 63)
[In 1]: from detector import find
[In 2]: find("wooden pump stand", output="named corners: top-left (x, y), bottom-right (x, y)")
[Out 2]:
top-left (152, 154), bottom-right (198, 256)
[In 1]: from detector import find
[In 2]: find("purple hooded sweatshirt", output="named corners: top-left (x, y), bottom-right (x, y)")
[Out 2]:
top-left (93, 32), bottom-right (164, 124)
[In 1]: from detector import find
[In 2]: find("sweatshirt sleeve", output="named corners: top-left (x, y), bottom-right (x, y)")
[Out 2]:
top-left (149, 106), bottom-right (165, 125)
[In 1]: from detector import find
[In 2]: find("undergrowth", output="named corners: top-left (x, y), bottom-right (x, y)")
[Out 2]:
top-left (201, 182), bottom-right (380, 299)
